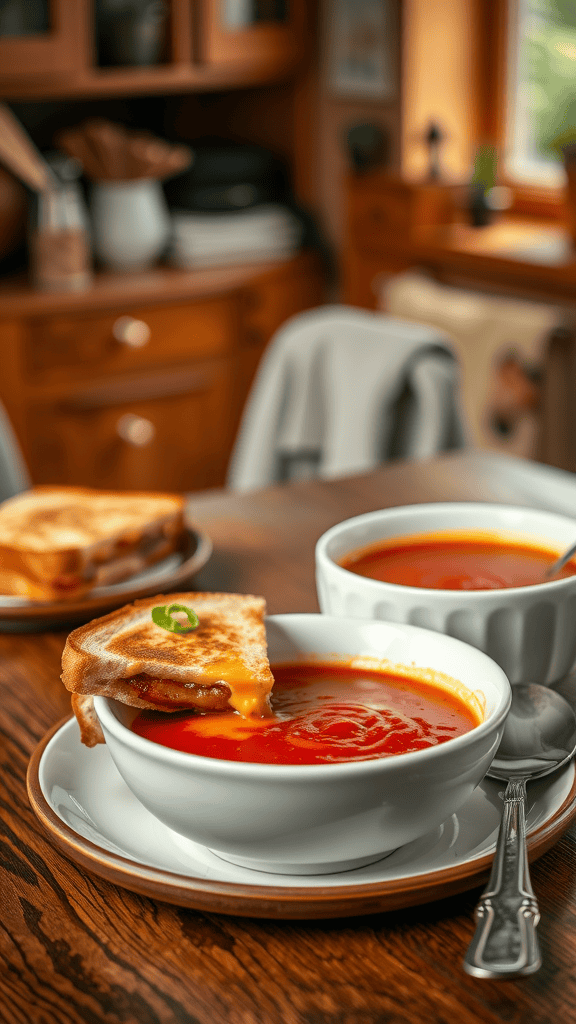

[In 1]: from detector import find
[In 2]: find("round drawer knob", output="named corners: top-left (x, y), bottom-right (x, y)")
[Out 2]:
top-left (112, 316), bottom-right (151, 348)
top-left (116, 414), bottom-right (155, 447)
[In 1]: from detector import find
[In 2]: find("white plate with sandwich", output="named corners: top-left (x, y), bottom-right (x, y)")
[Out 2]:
top-left (0, 486), bottom-right (212, 629)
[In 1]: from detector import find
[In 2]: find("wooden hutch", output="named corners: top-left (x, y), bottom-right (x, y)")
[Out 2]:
top-left (0, 1), bottom-right (325, 492)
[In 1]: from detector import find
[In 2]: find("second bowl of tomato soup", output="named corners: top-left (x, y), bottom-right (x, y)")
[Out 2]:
top-left (316, 502), bottom-right (576, 685)
top-left (94, 614), bottom-right (510, 875)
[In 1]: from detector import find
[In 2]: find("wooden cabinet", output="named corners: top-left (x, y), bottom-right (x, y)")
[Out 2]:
top-left (0, 0), bottom-right (309, 98)
top-left (0, 2), bottom-right (86, 80)
top-left (25, 297), bottom-right (235, 384)
top-left (0, 2), bottom-right (322, 493)
top-left (202, 0), bottom-right (306, 69)
top-left (0, 253), bottom-right (324, 492)
top-left (343, 173), bottom-right (457, 308)
top-left (348, 176), bottom-right (455, 249)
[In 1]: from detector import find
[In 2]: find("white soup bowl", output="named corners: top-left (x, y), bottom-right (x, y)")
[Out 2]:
top-left (316, 502), bottom-right (576, 686)
top-left (94, 613), bottom-right (510, 876)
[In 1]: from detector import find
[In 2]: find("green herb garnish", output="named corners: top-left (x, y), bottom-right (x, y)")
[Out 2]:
top-left (151, 604), bottom-right (199, 633)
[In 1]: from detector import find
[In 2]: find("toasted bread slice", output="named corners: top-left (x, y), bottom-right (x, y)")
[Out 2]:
top-left (0, 486), bottom-right (185, 601)
top-left (62, 592), bottom-right (274, 745)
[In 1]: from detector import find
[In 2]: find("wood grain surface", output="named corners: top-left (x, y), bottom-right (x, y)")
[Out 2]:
top-left (4, 450), bottom-right (576, 1024)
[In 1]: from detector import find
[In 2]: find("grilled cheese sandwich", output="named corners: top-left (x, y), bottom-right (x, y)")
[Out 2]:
top-left (0, 486), bottom-right (185, 601)
top-left (62, 591), bottom-right (274, 745)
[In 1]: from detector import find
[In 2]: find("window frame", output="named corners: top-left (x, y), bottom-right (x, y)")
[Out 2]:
top-left (478, 0), bottom-right (565, 219)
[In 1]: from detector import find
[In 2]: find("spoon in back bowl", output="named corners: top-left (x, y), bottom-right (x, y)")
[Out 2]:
top-left (544, 541), bottom-right (576, 579)
top-left (463, 683), bottom-right (576, 979)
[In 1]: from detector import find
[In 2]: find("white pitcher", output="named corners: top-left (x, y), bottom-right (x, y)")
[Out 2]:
top-left (91, 178), bottom-right (171, 271)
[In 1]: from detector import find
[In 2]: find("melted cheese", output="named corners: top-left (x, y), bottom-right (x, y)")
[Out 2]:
top-left (204, 658), bottom-right (273, 718)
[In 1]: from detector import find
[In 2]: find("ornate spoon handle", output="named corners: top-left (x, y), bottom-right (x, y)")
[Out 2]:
top-left (463, 777), bottom-right (542, 978)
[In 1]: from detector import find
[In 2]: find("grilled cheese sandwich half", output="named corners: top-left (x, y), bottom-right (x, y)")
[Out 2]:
top-left (62, 592), bottom-right (274, 745)
top-left (0, 486), bottom-right (185, 601)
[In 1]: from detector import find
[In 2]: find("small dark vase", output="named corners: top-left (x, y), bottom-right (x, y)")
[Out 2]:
top-left (468, 184), bottom-right (492, 228)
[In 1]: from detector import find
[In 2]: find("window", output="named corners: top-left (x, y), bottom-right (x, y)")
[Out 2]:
top-left (506, 0), bottom-right (576, 185)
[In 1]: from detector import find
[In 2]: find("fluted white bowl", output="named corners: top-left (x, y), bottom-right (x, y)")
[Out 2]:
top-left (94, 613), bottom-right (510, 876)
top-left (316, 502), bottom-right (576, 686)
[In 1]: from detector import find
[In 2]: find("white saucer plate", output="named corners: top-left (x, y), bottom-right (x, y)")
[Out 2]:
top-left (27, 716), bottom-right (576, 920)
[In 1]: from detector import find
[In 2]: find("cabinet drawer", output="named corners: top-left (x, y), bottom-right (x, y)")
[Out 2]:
top-left (25, 297), bottom-right (235, 382)
top-left (349, 182), bottom-right (456, 253)
top-left (350, 189), bottom-right (413, 248)
top-left (26, 359), bottom-right (237, 493)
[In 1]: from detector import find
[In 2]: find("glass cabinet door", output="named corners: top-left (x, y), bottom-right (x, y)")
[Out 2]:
top-left (0, 0), bottom-right (84, 80)
top-left (222, 1), bottom-right (287, 29)
top-left (203, 0), bottom-right (305, 66)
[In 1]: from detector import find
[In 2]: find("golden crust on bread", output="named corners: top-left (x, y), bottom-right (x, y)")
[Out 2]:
top-left (0, 486), bottom-right (185, 601)
top-left (62, 592), bottom-right (274, 745)
top-left (71, 693), bottom-right (106, 747)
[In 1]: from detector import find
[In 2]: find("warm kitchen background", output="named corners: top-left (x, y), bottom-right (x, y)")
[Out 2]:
top-left (1, 0), bottom-right (576, 494)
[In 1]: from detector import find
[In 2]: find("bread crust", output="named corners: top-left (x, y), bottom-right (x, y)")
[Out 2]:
top-left (71, 693), bottom-right (106, 747)
top-left (62, 592), bottom-right (273, 744)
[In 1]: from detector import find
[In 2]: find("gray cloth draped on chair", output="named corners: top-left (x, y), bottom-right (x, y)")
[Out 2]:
top-left (0, 402), bottom-right (30, 502)
top-left (227, 305), bottom-right (467, 492)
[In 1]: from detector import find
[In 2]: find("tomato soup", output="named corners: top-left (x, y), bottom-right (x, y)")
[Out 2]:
top-left (130, 661), bottom-right (480, 764)
top-left (339, 531), bottom-right (576, 591)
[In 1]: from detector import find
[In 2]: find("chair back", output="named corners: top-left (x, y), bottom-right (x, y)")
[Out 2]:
top-left (228, 305), bottom-right (467, 491)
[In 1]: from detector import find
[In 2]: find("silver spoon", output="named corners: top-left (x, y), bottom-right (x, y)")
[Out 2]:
top-left (463, 683), bottom-right (576, 979)
top-left (545, 541), bottom-right (576, 579)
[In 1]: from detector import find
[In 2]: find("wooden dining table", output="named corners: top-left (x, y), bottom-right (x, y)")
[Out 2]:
top-left (5, 448), bottom-right (576, 1024)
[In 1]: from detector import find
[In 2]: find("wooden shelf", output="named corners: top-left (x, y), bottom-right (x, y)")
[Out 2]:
top-left (0, 254), bottom-right (319, 319)
top-left (0, 55), bottom-right (302, 102)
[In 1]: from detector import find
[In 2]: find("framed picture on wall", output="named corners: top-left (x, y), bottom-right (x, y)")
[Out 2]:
top-left (328, 0), bottom-right (397, 100)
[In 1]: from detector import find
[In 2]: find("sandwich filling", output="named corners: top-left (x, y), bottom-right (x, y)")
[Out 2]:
top-left (103, 613), bottom-right (272, 718)
top-left (103, 663), bottom-right (268, 718)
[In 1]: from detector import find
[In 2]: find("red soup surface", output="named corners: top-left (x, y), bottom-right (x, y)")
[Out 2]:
top-left (131, 661), bottom-right (481, 765)
top-left (339, 531), bottom-right (576, 591)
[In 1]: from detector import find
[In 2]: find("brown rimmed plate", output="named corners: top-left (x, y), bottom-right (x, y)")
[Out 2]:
top-left (28, 715), bottom-right (576, 920)
top-left (0, 525), bottom-right (212, 631)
